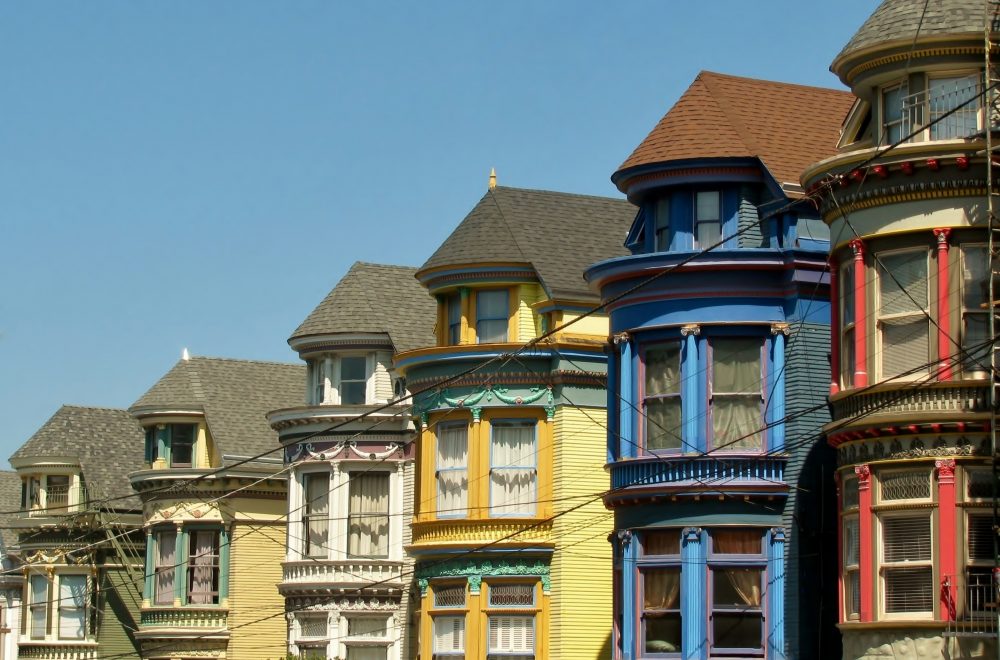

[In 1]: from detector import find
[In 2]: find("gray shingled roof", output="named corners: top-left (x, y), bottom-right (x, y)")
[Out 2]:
top-left (10, 406), bottom-right (145, 510)
top-left (0, 471), bottom-right (22, 549)
top-left (419, 186), bottom-right (635, 301)
top-left (130, 357), bottom-right (304, 464)
top-left (290, 262), bottom-right (437, 353)
top-left (836, 0), bottom-right (993, 66)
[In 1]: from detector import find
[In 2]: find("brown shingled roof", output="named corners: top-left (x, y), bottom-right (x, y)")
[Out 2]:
top-left (615, 71), bottom-right (854, 194)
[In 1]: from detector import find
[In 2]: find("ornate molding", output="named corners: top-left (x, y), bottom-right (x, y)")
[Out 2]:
top-left (849, 238), bottom-right (865, 258)
top-left (770, 323), bottom-right (790, 336)
top-left (835, 437), bottom-right (986, 466)
top-left (612, 332), bottom-right (630, 345)
top-left (682, 527), bottom-right (702, 543)
top-left (854, 464), bottom-right (871, 489)
top-left (415, 558), bottom-right (550, 595)
top-left (680, 324), bottom-right (701, 337)
top-left (770, 527), bottom-right (787, 543)
top-left (935, 458), bottom-right (957, 485)
top-left (286, 441), bottom-right (403, 463)
top-left (415, 385), bottom-right (554, 416)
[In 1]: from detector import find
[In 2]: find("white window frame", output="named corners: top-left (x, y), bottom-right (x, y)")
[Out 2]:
top-left (960, 244), bottom-right (990, 377)
top-left (301, 470), bottom-right (331, 559)
top-left (56, 573), bottom-right (88, 641)
top-left (311, 358), bottom-right (328, 405)
top-left (880, 80), bottom-right (908, 146)
top-left (295, 612), bottom-right (329, 660)
top-left (694, 190), bottom-right (722, 248)
top-left (341, 614), bottom-right (392, 660)
top-left (432, 613), bottom-right (466, 659)
top-left (875, 247), bottom-right (931, 382)
top-left (842, 472), bottom-right (861, 621)
top-left (27, 572), bottom-right (48, 640)
top-left (345, 468), bottom-right (393, 559)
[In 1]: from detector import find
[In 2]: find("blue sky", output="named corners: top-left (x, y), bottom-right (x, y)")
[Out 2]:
top-left (1, 1), bottom-right (877, 462)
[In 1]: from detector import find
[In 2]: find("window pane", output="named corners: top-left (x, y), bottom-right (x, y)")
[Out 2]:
top-left (697, 220), bottom-right (721, 246)
top-left (841, 265), bottom-right (855, 326)
top-left (962, 247), bottom-right (988, 310)
top-left (842, 476), bottom-right (859, 509)
top-left (341, 356), bottom-right (367, 381)
top-left (841, 327), bottom-right (855, 388)
top-left (714, 339), bottom-right (760, 392)
top-left (477, 319), bottom-right (508, 344)
top-left (846, 571), bottom-right (861, 617)
top-left (448, 296), bottom-right (462, 344)
top-left (881, 317), bottom-right (930, 378)
top-left (969, 513), bottom-right (994, 562)
top-left (885, 567), bottom-right (934, 612)
top-left (713, 612), bottom-right (762, 650)
top-left (341, 381), bottom-right (366, 405)
top-left (883, 516), bottom-right (931, 562)
top-left (487, 615), bottom-right (534, 653)
top-left (304, 473), bottom-right (330, 557)
top-left (713, 568), bottom-right (762, 607)
top-left (879, 251), bottom-right (927, 316)
top-left (489, 584), bottom-right (534, 608)
top-left (880, 472), bottom-right (930, 501)
top-left (643, 568), bottom-right (680, 609)
top-left (712, 395), bottom-right (762, 450)
top-left (713, 530), bottom-right (762, 555)
top-left (433, 616), bottom-right (465, 654)
top-left (645, 346), bottom-right (680, 396)
top-left (696, 191), bottom-right (720, 220)
top-left (299, 648), bottom-right (328, 660)
top-left (843, 518), bottom-right (860, 567)
top-left (437, 425), bottom-right (468, 515)
top-left (30, 575), bottom-right (48, 639)
top-left (187, 530), bottom-right (220, 605)
top-left (655, 198), bottom-right (670, 251)
top-left (347, 617), bottom-right (389, 638)
top-left (643, 531), bottom-right (680, 556)
top-left (929, 74), bottom-right (980, 139)
top-left (645, 398), bottom-right (682, 452)
top-left (968, 469), bottom-right (993, 499)
top-left (171, 424), bottom-right (194, 466)
top-left (490, 421), bottom-right (537, 516)
top-left (298, 614), bottom-right (327, 638)
top-left (477, 291), bottom-right (509, 343)
top-left (347, 648), bottom-right (386, 660)
top-left (47, 475), bottom-right (69, 511)
top-left (644, 613), bottom-right (681, 654)
top-left (348, 473), bottom-right (390, 557)
top-left (155, 529), bottom-right (176, 605)
top-left (433, 585), bottom-right (466, 608)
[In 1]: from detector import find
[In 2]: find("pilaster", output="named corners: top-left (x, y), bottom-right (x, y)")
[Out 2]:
top-left (767, 528), bottom-right (787, 659)
top-left (936, 458), bottom-right (957, 619)
top-left (681, 527), bottom-right (707, 660)
top-left (850, 239), bottom-right (868, 388)
top-left (769, 324), bottom-right (789, 451)
top-left (855, 465), bottom-right (873, 622)
top-left (616, 333), bottom-right (635, 459)
top-left (680, 325), bottom-right (700, 453)
top-left (934, 228), bottom-right (952, 380)
top-left (619, 530), bottom-right (637, 660)
top-left (830, 261), bottom-right (840, 395)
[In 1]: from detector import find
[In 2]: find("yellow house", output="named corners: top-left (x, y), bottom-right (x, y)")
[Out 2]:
top-left (128, 355), bottom-right (303, 660)
top-left (394, 183), bottom-right (635, 660)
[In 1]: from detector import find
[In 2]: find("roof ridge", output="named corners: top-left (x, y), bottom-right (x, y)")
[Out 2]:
top-left (353, 261), bottom-right (420, 271)
top-left (698, 71), bottom-right (758, 158)
top-left (492, 185), bottom-right (628, 204)
top-left (186, 355), bottom-right (302, 368)
top-left (57, 404), bottom-right (130, 413)
top-left (488, 189), bottom-right (530, 263)
top-left (699, 70), bottom-right (848, 94)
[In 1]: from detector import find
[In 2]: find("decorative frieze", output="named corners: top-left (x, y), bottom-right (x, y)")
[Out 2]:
top-left (835, 435), bottom-right (986, 466)
top-left (415, 558), bottom-right (551, 595)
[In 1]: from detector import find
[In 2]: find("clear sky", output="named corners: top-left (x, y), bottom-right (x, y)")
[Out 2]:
top-left (1, 1), bottom-right (878, 463)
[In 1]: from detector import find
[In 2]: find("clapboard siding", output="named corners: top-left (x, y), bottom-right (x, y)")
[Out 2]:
top-left (228, 523), bottom-right (287, 659)
top-left (98, 564), bottom-right (143, 657)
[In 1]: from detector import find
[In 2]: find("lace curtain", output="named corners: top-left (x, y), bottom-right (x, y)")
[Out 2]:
top-left (437, 425), bottom-right (468, 514)
top-left (155, 529), bottom-right (176, 605)
top-left (304, 473), bottom-right (329, 556)
top-left (645, 346), bottom-right (683, 450)
top-left (722, 568), bottom-right (762, 607)
top-left (712, 339), bottom-right (761, 449)
top-left (188, 530), bottom-right (218, 604)
top-left (349, 474), bottom-right (389, 557)
top-left (643, 568), bottom-right (680, 610)
top-left (490, 423), bottom-right (536, 515)
top-left (59, 575), bottom-right (87, 639)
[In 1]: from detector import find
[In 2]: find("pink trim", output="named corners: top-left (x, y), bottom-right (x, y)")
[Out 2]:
top-left (851, 240), bottom-right (868, 388)
top-left (934, 228), bottom-right (952, 380)
top-left (936, 459), bottom-right (958, 620)
top-left (855, 464), bottom-right (873, 622)
top-left (830, 261), bottom-right (840, 395)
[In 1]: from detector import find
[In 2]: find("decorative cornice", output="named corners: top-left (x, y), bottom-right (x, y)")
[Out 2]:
top-left (842, 45), bottom-right (985, 86)
top-left (935, 458), bottom-right (957, 485)
top-left (824, 183), bottom-right (988, 220)
top-left (854, 464), bottom-right (871, 488)
top-left (285, 441), bottom-right (404, 464)
top-left (680, 324), bottom-right (701, 337)
top-left (415, 385), bottom-right (555, 421)
top-left (415, 558), bottom-right (550, 595)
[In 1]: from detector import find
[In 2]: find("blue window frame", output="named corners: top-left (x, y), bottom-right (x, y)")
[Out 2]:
top-left (654, 197), bottom-right (671, 252)
top-left (708, 529), bottom-right (765, 656)
top-left (476, 290), bottom-right (509, 343)
top-left (641, 343), bottom-right (683, 453)
top-left (695, 191), bottom-right (722, 247)
top-left (640, 530), bottom-right (682, 656)
top-left (708, 338), bottom-right (764, 452)
top-left (489, 420), bottom-right (537, 517)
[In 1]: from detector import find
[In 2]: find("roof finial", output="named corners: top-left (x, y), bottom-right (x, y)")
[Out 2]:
top-left (488, 167), bottom-right (497, 190)
top-left (181, 347), bottom-right (190, 361)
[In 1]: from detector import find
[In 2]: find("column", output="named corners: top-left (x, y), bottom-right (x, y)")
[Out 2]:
top-left (855, 465), bottom-right (873, 622)
top-left (459, 287), bottom-right (470, 344)
top-left (617, 334), bottom-right (635, 459)
top-left (680, 325), bottom-right (700, 453)
top-left (936, 459), bottom-right (957, 619)
top-left (850, 239), bottom-right (868, 388)
top-left (769, 324), bottom-right (789, 452)
top-left (219, 525), bottom-right (231, 606)
top-left (829, 262), bottom-right (840, 395)
top-left (835, 472), bottom-right (844, 622)
top-left (934, 228), bottom-right (952, 380)
top-left (681, 527), bottom-right (707, 660)
top-left (767, 528), bottom-right (786, 659)
top-left (607, 341), bottom-right (619, 464)
top-left (173, 522), bottom-right (185, 606)
top-left (620, 531), bottom-right (637, 660)
top-left (142, 529), bottom-right (154, 606)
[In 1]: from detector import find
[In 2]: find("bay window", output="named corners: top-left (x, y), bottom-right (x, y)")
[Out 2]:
top-left (147, 525), bottom-right (226, 608)
top-left (303, 472), bottom-right (330, 557)
top-left (640, 531), bottom-right (681, 655)
top-left (840, 262), bottom-right (856, 389)
top-left (348, 472), bottom-right (389, 558)
top-left (340, 356), bottom-right (368, 405)
top-left (432, 584), bottom-right (467, 659)
top-left (710, 338), bottom-right (763, 450)
top-left (695, 191), bottom-right (721, 247)
top-left (489, 421), bottom-right (537, 517)
top-left (876, 249), bottom-right (929, 380)
top-left (187, 530), bottom-right (221, 605)
top-left (436, 424), bottom-right (469, 518)
top-left (344, 616), bottom-right (391, 660)
top-left (28, 574), bottom-right (48, 639)
top-left (154, 528), bottom-right (177, 605)
top-left (961, 246), bottom-right (989, 374)
top-left (709, 530), bottom-right (764, 653)
top-left (477, 290), bottom-right (509, 343)
top-left (881, 515), bottom-right (933, 614)
top-left (486, 583), bottom-right (537, 660)
top-left (642, 344), bottom-right (682, 452)
top-left (26, 573), bottom-right (89, 641)
top-left (144, 423), bottom-right (197, 468)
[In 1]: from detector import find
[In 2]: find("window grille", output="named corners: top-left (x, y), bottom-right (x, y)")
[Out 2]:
top-left (967, 468), bottom-right (993, 500)
top-left (487, 615), bottom-right (535, 657)
top-left (884, 567), bottom-right (934, 613)
top-left (968, 513), bottom-right (994, 562)
top-left (489, 584), bottom-right (534, 608)
top-left (842, 475), bottom-right (859, 509)
top-left (966, 568), bottom-right (997, 617)
top-left (433, 585), bottom-right (466, 608)
top-left (433, 616), bottom-right (465, 656)
top-left (880, 471), bottom-right (930, 501)
top-left (844, 517), bottom-right (860, 618)
top-left (298, 614), bottom-right (327, 638)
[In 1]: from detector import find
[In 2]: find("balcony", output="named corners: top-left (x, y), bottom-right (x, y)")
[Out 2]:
top-left (137, 607), bottom-right (229, 634)
top-left (609, 455), bottom-right (787, 491)
top-left (279, 559), bottom-right (404, 594)
top-left (945, 571), bottom-right (998, 638)
top-left (830, 380), bottom-right (989, 427)
top-left (18, 485), bottom-right (89, 520)
top-left (17, 645), bottom-right (98, 660)
top-left (409, 517), bottom-right (553, 549)
top-left (894, 76), bottom-right (983, 144)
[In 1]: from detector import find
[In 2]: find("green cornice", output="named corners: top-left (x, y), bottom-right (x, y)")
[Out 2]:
top-left (415, 385), bottom-right (556, 423)
top-left (415, 557), bottom-right (551, 594)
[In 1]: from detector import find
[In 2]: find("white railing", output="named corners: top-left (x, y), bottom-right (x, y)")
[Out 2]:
top-left (898, 77), bottom-right (983, 143)
top-left (280, 559), bottom-right (404, 590)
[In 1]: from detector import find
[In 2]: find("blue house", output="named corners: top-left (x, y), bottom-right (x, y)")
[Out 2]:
top-left (585, 71), bottom-right (853, 659)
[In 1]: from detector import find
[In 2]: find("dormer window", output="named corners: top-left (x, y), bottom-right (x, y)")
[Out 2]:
top-left (339, 356), bottom-right (367, 405)
top-left (654, 198), bottom-right (670, 251)
top-left (308, 355), bottom-right (375, 405)
top-left (695, 191), bottom-right (721, 247)
top-left (21, 473), bottom-right (80, 514)
top-left (476, 290), bottom-right (509, 343)
top-left (145, 424), bottom-right (198, 468)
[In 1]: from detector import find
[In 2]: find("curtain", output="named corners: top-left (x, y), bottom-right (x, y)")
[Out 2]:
top-left (713, 530), bottom-right (761, 554)
top-left (437, 425), bottom-right (468, 514)
top-left (58, 575), bottom-right (86, 639)
top-left (645, 346), bottom-right (680, 396)
top-left (713, 339), bottom-right (761, 449)
top-left (881, 317), bottom-right (930, 378)
top-left (646, 398), bottom-right (682, 451)
top-left (490, 423), bottom-right (536, 515)
top-left (349, 474), bottom-right (389, 557)
top-left (29, 575), bottom-right (47, 639)
top-left (643, 568), bottom-right (680, 610)
top-left (188, 531), bottom-right (217, 604)
top-left (477, 290), bottom-right (508, 342)
top-left (155, 529), bottom-right (176, 605)
top-left (304, 473), bottom-right (329, 556)
top-left (722, 568), bottom-right (762, 607)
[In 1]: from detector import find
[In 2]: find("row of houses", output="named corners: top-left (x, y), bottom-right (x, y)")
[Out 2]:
top-left (3, 1), bottom-right (998, 658)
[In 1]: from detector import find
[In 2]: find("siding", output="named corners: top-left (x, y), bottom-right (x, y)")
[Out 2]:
top-left (228, 523), bottom-right (288, 660)
top-left (400, 459), bottom-right (417, 660)
top-left (781, 322), bottom-right (838, 660)
top-left (737, 185), bottom-right (764, 248)
top-left (374, 351), bottom-right (393, 402)
top-left (98, 565), bottom-right (143, 658)
top-left (550, 406), bottom-right (613, 660)
top-left (517, 284), bottom-right (545, 341)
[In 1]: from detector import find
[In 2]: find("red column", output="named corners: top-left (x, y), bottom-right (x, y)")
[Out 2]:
top-left (835, 471), bottom-right (844, 621)
top-left (856, 464), bottom-right (873, 622)
top-left (934, 228), bottom-right (952, 380)
top-left (851, 239), bottom-right (868, 388)
top-left (936, 458), bottom-right (958, 620)
top-left (830, 261), bottom-right (840, 395)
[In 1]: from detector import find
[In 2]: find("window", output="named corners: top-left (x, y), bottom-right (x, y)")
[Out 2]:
top-left (961, 246), bottom-right (989, 375)
top-left (58, 575), bottom-right (87, 640)
top-left (881, 515), bottom-right (933, 614)
top-left (348, 473), bottom-right (389, 557)
top-left (311, 360), bottom-right (327, 404)
top-left (303, 473), bottom-right (330, 557)
top-left (436, 424), bottom-right (469, 518)
top-left (154, 528), bottom-right (177, 605)
top-left (843, 517), bottom-right (861, 620)
top-left (344, 617), bottom-right (391, 660)
top-left (880, 470), bottom-right (931, 501)
top-left (145, 424), bottom-right (198, 468)
top-left (433, 585), bottom-right (466, 608)
top-left (709, 530), bottom-right (764, 653)
top-left (881, 81), bottom-right (908, 145)
top-left (840, 262), bottom-right (856, 389)
top-left (477, 290), bottom-right (509, 343)
top-left (433, 615), bottom-right (466, 658)
top-left (643, 344), bottom-right (683, 452)
top-left (486, 583), bottom-right (537, 660)
top-left (967, 468), bottom-right (992, 500)
top-left (654, 198), bottom-right (670, 251)
top-left (28, 574), bottom-right (48, 639)
top-left (489, 421), bottom-right (537, 517)
top-left (710, 338), bottom-right (763, 450)
top-left (695, 191), bottom-right (721, 247)
top-left (45, 475), bottom-right (69, 512)
top-left (187, 530), bottom-right (220, 605)
top-left (340, 356), bottom-right (368, 405)
top-left (639, 531), bottom-right (681, 654)
top-left (928, 74), bottom-right (980, 140)
top-left (296, 614), bottom-right (328, 660)
top-left (876, 250), bottom-right (929, 380)
top-left (966, 512), bottom-right (995, 617)
top-left (448, 295), bottom-right (462, 345)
